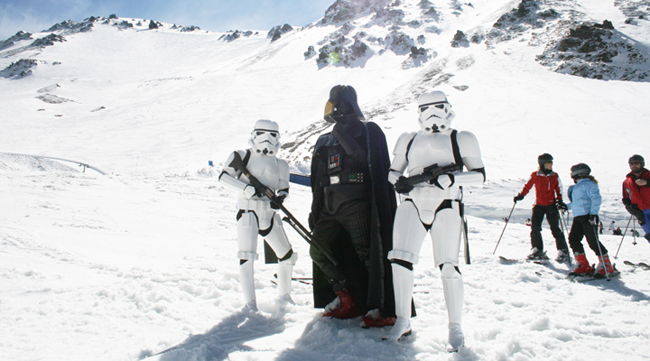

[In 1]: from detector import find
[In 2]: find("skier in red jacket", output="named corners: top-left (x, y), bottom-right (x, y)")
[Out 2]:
top-left (622, 154), bottom-right (650, 243)
top-left (514, 154), bottom-right (570, 262)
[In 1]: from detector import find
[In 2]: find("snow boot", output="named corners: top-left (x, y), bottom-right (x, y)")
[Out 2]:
top-left (383, 317), bottom-right (412, 341)
top-left (569, 253), bottom-right (592, 276)
top-left (361, 309), bottom-right (396, 328)
top-left (594, 254), bottom-right (615, 278)
top-left (527, 247), bottom-right (547, 261)
top-left (323, 288), bottom-right (360, 319)
top-left (555, 249), bottom-right (570, 263)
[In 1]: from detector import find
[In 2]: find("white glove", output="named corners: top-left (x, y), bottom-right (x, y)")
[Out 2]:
top-left (243, 185), bottom-right (257, 199)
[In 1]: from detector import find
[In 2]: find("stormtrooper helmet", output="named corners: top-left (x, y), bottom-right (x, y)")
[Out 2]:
top-left (249, 119), bottom-right (280, 156)
top-left (417, 91), bottom-right (455, 133)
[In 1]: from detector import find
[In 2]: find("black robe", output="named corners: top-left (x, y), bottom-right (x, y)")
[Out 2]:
top-left (310, 121), bottom-right (398, 317)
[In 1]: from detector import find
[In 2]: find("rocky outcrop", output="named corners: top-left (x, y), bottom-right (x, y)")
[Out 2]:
top-left (536, 20), bottom-right (650, 81)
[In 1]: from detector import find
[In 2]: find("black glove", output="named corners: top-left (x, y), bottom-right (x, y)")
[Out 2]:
top-left (430, 173), bottom-right (455, 190)
top-left (270, 194), bottom-right (286, 209)
top-left (556, 199), bottom-right (568, 211)
top-left (514, 193), bottom-right (524, 202)
top-left (394, 176), bottom-right (414, 194)
top-left (625, 204), bottom-right (646, 225)
top-left (588, 214), bottom-right (599, 226)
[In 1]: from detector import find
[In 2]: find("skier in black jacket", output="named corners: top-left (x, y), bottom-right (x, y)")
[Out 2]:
top-left (309, 85), bottom-right (398, 328)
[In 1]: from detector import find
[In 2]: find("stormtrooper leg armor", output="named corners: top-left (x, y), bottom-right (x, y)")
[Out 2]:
top-left (238, 211), bottom-right (260, 311)
top-left (431, 203), bottom-right (465, 352)
top-left (385, 200), bottom-right (428, 341)
top-left (264, 212), bottom-right (297, 302)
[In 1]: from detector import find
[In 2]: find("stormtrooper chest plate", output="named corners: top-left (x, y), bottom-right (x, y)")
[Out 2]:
top-left (244, 155), bottom-right (280, 190)
top-left (407, 132), bottom-right (456, 176)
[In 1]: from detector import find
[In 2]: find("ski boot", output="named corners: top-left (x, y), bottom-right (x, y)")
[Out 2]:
top-left (527, 247), bottom-right (548, 261)
top-left (568, 253), bottom-right (593, 277)
top-left (323, 289), bottom-right (360, 319)
top-left (594, 254), bottom-right (615, 279)
top-left (555, 249), bottom-right (570, 263)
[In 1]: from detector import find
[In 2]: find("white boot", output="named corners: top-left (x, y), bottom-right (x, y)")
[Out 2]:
top-left (384, 317), bottom-right (411, 341)
top-left (446, 322), bottom-right (464, 353)
top-left (239, 258), bottom-right (256, 310)
top-left (441, 263), bottom-right (464, 352)
top-left (383, 263), bottom-right (414, 341)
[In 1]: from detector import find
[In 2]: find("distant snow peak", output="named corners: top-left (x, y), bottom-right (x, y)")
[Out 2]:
top-left (268, 24), bottom-right (294, 42)
top-left (219, 30), bottom-right (257, 42)
top-left (320, 0), bottom-right (393, 25)
top-left (0, 31), bottom-right (33, 51)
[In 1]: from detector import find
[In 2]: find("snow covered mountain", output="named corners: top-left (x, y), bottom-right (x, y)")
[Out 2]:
top-left (2, 1), bottom-right (650, 360)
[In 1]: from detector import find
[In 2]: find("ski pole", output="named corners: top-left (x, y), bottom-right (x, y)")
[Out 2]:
top-left (558, 209), bottom-right (572, 265)
top-left (493, 202), bottom-right (516, 255)
top-left (613, 215), bottom-right (633, 259)
top-left (592, 219), bottom-right (611, 280)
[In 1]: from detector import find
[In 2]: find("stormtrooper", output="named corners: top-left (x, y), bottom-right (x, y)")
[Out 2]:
top-left (384, 91), bottom-right (485, 352)
top-left (219, 119), bottom-right (298, 312)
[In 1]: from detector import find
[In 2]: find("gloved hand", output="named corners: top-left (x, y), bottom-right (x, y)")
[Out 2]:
top-left (514, 193), bottom-right (524, 202)
top-left (308, 212), bottom-right (317, 231)
top-left (588, 214), bottom-right (599, 226)
top-left (431, 173), bottom-right (455, 190)
top-left (556, 199), bottom-right (568, 211)
top-left (270, 194), bottom-right (286, 209)
top-left (394, 176), bottom-right (414, 194)
top-left (243, 185), bottom-right (257, 199)
top-left (625, 204), bottom-right (646, 225)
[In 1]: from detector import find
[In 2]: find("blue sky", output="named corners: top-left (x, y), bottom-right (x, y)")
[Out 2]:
top-left (0, 0), bottom-right (335, 40)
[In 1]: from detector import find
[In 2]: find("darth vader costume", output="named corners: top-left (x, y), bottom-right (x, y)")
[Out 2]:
top-left (309, 85), bottom-right (398, 326)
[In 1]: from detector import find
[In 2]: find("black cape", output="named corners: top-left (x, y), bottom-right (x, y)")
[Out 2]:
top-left (310, 121), bottom-right (398, 317)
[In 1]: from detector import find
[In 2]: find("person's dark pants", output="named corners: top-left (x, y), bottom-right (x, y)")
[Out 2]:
top-left (310, 200), bottom-right (371, 291)
top-left (530, 204), bottom-right (568, 252)
top-left (569, 215), bottom-right (608, 257)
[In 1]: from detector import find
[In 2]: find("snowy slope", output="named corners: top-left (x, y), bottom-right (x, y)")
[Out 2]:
top-left (1, 1), bottom-right (650, 360)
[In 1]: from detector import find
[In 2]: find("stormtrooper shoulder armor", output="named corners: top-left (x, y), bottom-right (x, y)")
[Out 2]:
top-left (393, 132), bottom-right (417, 157)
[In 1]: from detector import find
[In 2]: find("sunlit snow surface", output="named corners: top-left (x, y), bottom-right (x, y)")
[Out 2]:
top-left (1, 0), bottom-right (650, 360)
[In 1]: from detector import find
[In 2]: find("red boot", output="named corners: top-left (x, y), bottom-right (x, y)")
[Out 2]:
top-left (361, 309), bottom-right (396, 328)
top-left (570, 253), bottom-right (593, 276)
top-left (323, 289), bottom-right (360, 319)
top-left (595, 254), bottom-right (615, 278)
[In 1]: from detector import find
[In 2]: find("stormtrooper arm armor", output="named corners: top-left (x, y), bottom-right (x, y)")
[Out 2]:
top-left (277, 159), bottom-right (291, 199)
top-left (388, 132), bottom-right (416, 184)
top-left (450, 131), bottom-right (485, 186)
top-left (219, 151), bottom-right (256, 197)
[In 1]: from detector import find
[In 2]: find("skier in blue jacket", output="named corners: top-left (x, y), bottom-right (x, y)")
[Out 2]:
top-left (566, 163), bottom-right (615, 278)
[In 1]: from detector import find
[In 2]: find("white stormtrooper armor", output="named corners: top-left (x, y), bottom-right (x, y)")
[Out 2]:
top-left (219, 119), bottom-right (297, 311)
top-left (384, 92), bottom-right (485, 352)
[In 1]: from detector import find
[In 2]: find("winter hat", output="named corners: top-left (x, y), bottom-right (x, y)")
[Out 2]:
top-left (628, 154), bottom-right (645, 167)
